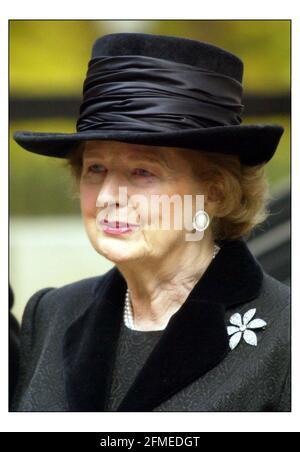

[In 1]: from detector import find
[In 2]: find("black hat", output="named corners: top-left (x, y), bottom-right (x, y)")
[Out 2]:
top-left (13, 33), bottom-right (284, 166)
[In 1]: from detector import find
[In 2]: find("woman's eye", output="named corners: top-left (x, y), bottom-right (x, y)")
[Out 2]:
top-left (132, 168), bottom-right (154, 177)
top-left (87, 164), bottom-right (105, 173)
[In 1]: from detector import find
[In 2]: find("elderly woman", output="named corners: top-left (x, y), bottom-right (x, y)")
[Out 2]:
top-left (11, 33), bottom-right (290, 412)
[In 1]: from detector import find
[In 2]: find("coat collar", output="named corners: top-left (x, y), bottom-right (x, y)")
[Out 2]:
top-left (63, 238), bottom-right (263, 411)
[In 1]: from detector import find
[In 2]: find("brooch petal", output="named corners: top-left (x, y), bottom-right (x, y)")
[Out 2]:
top-left (227, 326), bottom-right (240, 336)
top-left (243, 329), bottom-right (258, 347)
top-left (229, 331), bottom-right (242, 350)
top-left (230, 313), bottom-right (242, 327)
top-left (247, 318), bottom-right (267, 329)
top-left (243, 308), bottom-right (256, 326)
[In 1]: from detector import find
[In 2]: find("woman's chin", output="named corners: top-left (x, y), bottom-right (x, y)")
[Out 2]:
top-left (95, 235), bottom-right (141, 263)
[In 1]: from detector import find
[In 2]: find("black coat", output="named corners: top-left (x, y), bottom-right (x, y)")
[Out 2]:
top-left (11, 239), bottom-right (290, 412)
top-left (9, 285), bottom-right (20, 406)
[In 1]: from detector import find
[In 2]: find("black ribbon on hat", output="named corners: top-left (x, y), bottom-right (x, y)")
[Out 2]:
top-left (76, 55), bottom-right (244, 133)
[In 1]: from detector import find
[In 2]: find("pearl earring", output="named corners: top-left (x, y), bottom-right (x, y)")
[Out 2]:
top-left (192, 209), bottom-right (210, 232)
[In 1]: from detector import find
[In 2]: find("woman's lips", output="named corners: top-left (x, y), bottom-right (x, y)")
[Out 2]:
top-left (98, 219), bottom-right (140, 235)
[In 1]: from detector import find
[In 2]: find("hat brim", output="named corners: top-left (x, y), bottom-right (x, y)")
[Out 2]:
top-left (13, 124), bottom-right (284, 166)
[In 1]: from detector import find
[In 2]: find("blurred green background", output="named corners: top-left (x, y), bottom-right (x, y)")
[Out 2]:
top-left (9, 20), bottom-right (290, 319)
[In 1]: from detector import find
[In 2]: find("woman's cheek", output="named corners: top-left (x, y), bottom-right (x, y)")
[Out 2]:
top-left (80, 184), bottom-right (99, 217)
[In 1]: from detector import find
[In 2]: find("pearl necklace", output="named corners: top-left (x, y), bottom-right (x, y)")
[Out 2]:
top-left (123, 243), bottom-right (221, 330)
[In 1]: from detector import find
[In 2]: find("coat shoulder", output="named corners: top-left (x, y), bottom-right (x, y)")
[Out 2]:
top-left (260, 272), bottom-right (290, 313)
top-left (23, 266), bottom-right (116, 339)
top-left (262, 272), bottom-right (290, 296)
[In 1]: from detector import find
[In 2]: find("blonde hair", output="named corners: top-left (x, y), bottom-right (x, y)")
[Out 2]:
top-left (66, 144), bottom-right (270, 241)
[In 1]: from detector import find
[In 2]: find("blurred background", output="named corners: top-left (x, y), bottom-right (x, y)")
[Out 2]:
top-left (9, 20), bottom-right (291, 321)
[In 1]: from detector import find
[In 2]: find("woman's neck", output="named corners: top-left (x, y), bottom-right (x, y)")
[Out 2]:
top-left (117, 236), bottom-right (216, 331)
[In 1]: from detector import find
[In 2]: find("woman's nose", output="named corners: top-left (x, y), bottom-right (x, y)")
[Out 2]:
top-left (95, 172), bottom-right (127, 208)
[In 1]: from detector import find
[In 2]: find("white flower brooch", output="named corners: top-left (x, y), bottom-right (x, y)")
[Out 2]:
top-left (227, 308), bottom-right (267, 350)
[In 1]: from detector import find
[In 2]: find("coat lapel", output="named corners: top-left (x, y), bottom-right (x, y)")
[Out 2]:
top-left (63, 268), bottom-right (126, 411)
top-left (63, 238), bottom-right (264, 411)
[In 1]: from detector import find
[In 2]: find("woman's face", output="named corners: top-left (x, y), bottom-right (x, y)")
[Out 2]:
top-left (80, 140), bottom-right (207, 265)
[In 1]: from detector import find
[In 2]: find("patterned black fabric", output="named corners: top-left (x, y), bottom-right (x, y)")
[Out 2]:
top-left (107, 323), bottom-right (164, 411)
